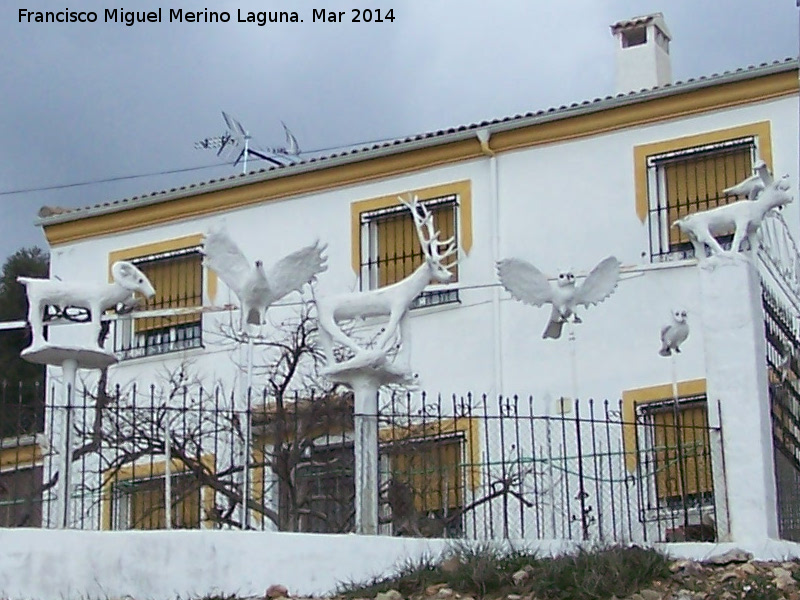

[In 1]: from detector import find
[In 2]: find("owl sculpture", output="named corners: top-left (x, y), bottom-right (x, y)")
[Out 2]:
top-left (659, 309), bottom-right (689, 356)
top-left (497, 256), bottom-right (621, 339)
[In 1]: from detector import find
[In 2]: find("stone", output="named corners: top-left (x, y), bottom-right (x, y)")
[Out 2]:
top-left (773, 566), bottom-right (793, 579)
top-left (704, 548), bottom-right (753, 566)
top-left (375, 591), bottom-right (403, 600)
top-left (266, 585), bottom-right (289, 599)
top-left (506, 595), bottom-right (522, 600)
top-left (718, 571), bottom-right (738, 583)
top-left (625, 594), bottom-right (644, 600)
top-left (512, 570), bottom-right (530, 586)
top-left (639, 589), bottom-right (661, 600)
top-left (435, 589), bottom-right (455, 600)
top-left (425, 584), bottom-right (447, 596)
top-left (736, 563), bottom-right (757, 575)
top-left (670, 560), bottom-right (702, 574)
top-left (439, 556), bottom-right (462, 573)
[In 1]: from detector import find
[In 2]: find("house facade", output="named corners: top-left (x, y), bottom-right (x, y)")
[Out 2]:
top-left (5, 15), bottom-right (800, 544)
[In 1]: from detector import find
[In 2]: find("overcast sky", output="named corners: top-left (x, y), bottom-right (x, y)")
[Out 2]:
top-left (0, 1), bottom-right (797, 263)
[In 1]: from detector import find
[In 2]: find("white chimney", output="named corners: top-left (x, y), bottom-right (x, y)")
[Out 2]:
top-left (611, 13), bottom-right (672, 94)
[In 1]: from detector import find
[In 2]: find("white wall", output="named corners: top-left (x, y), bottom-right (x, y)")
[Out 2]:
top-left (2, 528), bottom-right (800, 600)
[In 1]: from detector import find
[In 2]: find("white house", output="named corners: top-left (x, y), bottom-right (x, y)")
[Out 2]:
top-left (6, 14), bottom-right (800, 546)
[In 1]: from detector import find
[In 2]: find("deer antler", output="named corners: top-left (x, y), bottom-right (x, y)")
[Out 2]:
top-left (399, 194), bottom-right (459, 269)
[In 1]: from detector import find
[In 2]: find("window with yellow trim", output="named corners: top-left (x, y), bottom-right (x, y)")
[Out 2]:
top-left (0, 464), bottom-right (43, 527)
top-left (113, 246), bottom-right (203, 359)
top-left (360, 194), bottom-right (459, 308)
top-left (647, 137), bottom-right (759, 261)
top-left (640, 397), bottom-right (713, 504)
top-left (384, 434), bottom-right (465, 537)
top-left (111, 471), bottom-right (202, 530)
top-left (279, 442), bottom-right (355, 534)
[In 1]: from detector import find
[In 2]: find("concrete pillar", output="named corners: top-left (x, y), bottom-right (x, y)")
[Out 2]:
top-left (699, 257), bottom-right (778, 541)
top-left (353, 382), bottom-right (379, 535)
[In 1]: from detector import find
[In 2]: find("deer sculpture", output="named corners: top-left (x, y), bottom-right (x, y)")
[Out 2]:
top-left (18, 261), bottom-right (156, 351)
top-left (316, 195), bottom-right (458, 365)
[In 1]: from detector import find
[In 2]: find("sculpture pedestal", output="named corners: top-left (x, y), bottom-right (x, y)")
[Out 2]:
top-left (322, 350), bottom-right (415, 535)
top-left (21, 343), bottom-right (118, 369)
top-left (21, 343), bottom-right (116, 528)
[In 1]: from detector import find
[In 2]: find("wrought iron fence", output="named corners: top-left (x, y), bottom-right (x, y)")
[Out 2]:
top-left (0, 383), bottom-right (722, 542)
top-left (763, 282), bottom-right (800, 542)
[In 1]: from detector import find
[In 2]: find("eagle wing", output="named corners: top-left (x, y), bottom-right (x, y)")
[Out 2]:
top-left (573, 256), bottom-right (621, 307)
top-left (265, 241), bottom-right (328, 303)
top-left (496, 258), bottom-right (554, 307)
top-left (202, 226), bottom-right (252, 297)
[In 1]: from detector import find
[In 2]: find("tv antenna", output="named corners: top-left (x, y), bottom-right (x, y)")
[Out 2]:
top-left (195, 112), bottom-right (301, 174)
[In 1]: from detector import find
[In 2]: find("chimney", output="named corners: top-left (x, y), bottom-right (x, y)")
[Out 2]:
top-left (610, 13), bottom-right (672, 94)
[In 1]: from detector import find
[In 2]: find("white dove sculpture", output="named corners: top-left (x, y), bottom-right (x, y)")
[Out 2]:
top-left (723, 159), bottom-right (773, 200)
top-left (659, 308), bottom-right (689, 356)
top-left (497, 256), bottom-right (621, 339)
top-left (203, 225), bottom-right (327, 329)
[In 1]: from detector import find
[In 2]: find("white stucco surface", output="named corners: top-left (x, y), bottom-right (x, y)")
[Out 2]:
top-left (2, 529), bottom-right (800, 600)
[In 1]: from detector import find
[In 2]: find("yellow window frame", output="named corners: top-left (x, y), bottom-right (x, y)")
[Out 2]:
top-left (633, 121), bottom-right (773, 223)
top-left (101, 454), bottom-right (215, 530)
top-left (350, 180), bottom-right (472, 276)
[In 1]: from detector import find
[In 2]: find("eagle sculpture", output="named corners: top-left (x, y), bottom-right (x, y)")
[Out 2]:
top-left (203, 225), bottom-right (327, 328)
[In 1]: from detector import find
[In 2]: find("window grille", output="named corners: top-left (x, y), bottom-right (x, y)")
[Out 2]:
top-left (383, 433), bottom-right (465, 537)
top-left (638, 395), bottom-right (713, 508)
top-left (359, 195), bottom-right (459, 309)
top-left (0, 465), bottom-right (43, 527)
top-left (647, 138), bottom-right (757, 261)
top-left (281, 443), bottom-right (355, 534)
top-left (112, 472), bottom-right (201, 530)
top-left (112, 247), bottom-right (203, 359)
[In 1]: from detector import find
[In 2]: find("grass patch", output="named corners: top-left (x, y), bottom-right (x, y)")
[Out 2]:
top-left (337, 544), bottom-right (670, 600)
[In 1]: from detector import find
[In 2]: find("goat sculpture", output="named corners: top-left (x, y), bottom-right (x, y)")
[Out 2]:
top-left (18, 261), bottom-right (156, 351)
top-left (316, 195), bottom-right (457, 367)
top-left (672, 176), bottom-right (793, 257)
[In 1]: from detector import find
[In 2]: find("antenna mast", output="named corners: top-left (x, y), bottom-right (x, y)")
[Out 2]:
top-left (195, 112), bottom-right (301, 174)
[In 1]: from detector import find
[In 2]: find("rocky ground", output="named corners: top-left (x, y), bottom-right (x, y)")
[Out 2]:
top-left (263, 548), bottom-right (800, 600)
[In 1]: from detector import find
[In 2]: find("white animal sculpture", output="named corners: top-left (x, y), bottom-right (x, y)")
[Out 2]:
top-left (18, 261), bottom-right (156, 350)
top-left (723, 159), bottom-right (773, 200)
top-left (497, 256), bottom-right (621, 339)
top-left (659, 308), bottom-right (689, 356)
top-left (316, 195), bottom-right (457, 363)
top-left (202, 225), bottom-right (327, 328)
top-left (673, 177), bottom-right (793, 257)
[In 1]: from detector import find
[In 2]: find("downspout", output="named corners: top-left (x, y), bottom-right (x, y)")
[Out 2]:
top-left (477, 129), bottom-right (503, 398)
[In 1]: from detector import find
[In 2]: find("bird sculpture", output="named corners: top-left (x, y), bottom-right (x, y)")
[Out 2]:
top-left (723, 159), bottom-right (773, 200)
top-left (497, 256), bottom-right (621, 339)
top-left (659, 309), bottom-right (689, 356)
top-left (202, 225), bottom-right (327, 329)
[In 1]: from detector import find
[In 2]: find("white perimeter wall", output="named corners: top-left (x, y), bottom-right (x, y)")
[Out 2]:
top-left (2, 529), bottom-right (800, 600)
